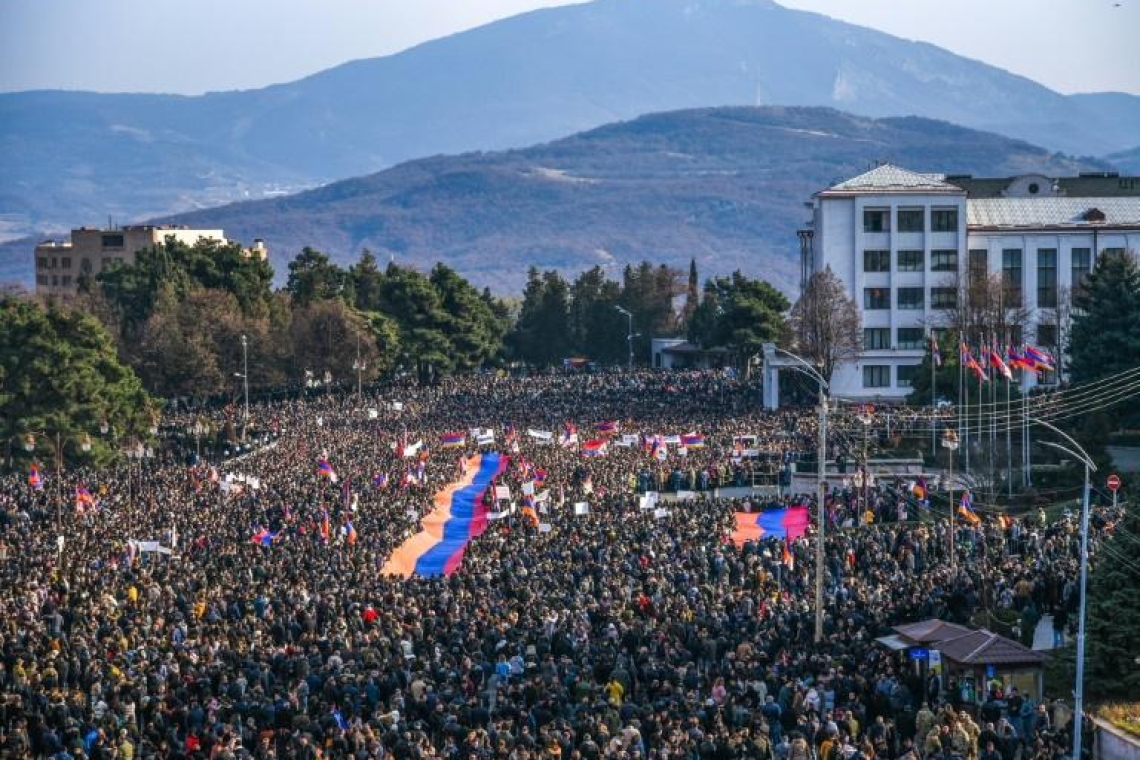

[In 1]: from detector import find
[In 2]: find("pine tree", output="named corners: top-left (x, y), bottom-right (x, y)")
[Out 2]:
top-left (1083, 502), bottom-right (1140, 700)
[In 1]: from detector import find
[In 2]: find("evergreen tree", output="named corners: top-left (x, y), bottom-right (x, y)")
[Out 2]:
top-left (688, 271), bottom-right (789, 371)
top-left (1084, 501), bottom-right (1140, 700)
top-left (285, 247), bottom-right (353, 307)
top-left (1, 297), bottom-right (155, 466)
top-left (1069, 249), bottom-right (1140, 386)
top-left (510, 269), bottom-right (572, 366)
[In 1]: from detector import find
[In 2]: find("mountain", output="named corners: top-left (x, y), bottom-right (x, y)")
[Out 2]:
top-left (2, 106), bottom-right (1079, 295)
top-left (1, 0), bottom-right (1137, 242)
top-left (1105, 146), bottom-right (1140, 175)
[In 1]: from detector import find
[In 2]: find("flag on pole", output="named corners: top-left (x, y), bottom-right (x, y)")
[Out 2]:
top-left (988, 349), bottom-right (1013, 380)
top-left (964, 349), bottom-right (988, 382)
top-left (1007, 345), bottom-right (1027, 371)
top-left (1024, 345), bottom-right (1055, 372)
top-left (930, 336), bottom-right (942, 367)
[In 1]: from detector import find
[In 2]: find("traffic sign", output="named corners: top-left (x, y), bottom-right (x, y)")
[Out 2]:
top-left (909, 647), bottom-right (930, 661)
top-left (1107, 474), bottom-right (1121, 492)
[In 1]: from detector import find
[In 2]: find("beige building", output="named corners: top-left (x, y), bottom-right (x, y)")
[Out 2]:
top-left (34, 225), bottom-right (268, 297)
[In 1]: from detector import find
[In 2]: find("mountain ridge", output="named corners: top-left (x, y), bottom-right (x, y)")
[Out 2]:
top-left (1, 106), bottom-right (1103, 294)
top-left (1, 0), bottom-right (1135, 242)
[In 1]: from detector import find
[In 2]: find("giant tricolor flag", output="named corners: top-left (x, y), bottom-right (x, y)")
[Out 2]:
top-left (732, 506), bottom-right (810, 547)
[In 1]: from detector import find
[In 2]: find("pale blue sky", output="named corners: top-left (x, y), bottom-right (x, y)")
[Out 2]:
top-left (1, 0), bottom-right (1136, 96)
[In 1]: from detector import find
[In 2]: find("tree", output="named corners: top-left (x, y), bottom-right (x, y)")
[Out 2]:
top-left (429, 263), bottom-right (505, 371)
top-left (1068, 249), bottom-right (1140, 386)
top-left (568, 266), bottom-right (624, 363)
top-left (1083, 499), bottom-right (1140, 700)
top-left (285, 247), bottom-right (353, 307)
top-left (0, 296), bottom-right (155, 467)
top-left (688, 271), bottom-right (789, 372)
top-left (376, 264), bottom-right (456, 382)
top-left (289, 299), bottom-right (379, 386)
top-left (621, 262), bottom-right (682, 362)
top-left (350, 249), bottom-right (386, 312)
top-left (937, 271), bottom-right (1031, 350)
top-left (789, 267), bottom-right (861, 386)
top-left (509, 269), bottom-right (572, 366)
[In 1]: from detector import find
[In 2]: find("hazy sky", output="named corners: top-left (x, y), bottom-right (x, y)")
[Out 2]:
top-left (1, 0), bottom-right (1137, 96)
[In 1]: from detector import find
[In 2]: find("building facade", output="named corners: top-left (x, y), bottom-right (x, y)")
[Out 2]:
top-left (802, 165), bottom-right (1140, 401)
top-left (34, 225), bottom-right (267, 298)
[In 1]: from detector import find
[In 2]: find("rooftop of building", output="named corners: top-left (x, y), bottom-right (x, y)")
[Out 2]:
top-left (968, 196), bottom-right (1140, 228)
top-left (950, 172), bottom-right (1140, 199)
top-left (819, 164), bottom-right (964, 196)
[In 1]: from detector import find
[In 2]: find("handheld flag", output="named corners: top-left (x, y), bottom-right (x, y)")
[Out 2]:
top-left (440, 432), bottom-right (466, 449)
top-left (680, 433), bottom-right (706, 448)
top-left (28, 463), bottom-right (43, 491)
top-left (957, 491), bottom-right (981, 526)
top-left (911, 477), bottom-right (927, 502)
top-left (317, 457), bottom-right (338, 484)
top-left (595, 420), bottom-right (620, 435)
top-left (581, 439), bottom-right (608, 457)
top-left (74, 485), bottom-right (96, 510)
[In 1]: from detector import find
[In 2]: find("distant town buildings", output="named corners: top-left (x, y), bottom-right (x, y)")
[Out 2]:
top-left (34, 225), bottom-right (267, 298)
top-left (799, 166), bottom-right (1140, 400)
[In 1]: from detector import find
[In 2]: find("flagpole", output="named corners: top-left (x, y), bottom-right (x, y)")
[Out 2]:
top-left (960, 345), bottom-right (968, 474)
top-left (931, 338), bottom-right (936, 455)
top-left (1006, 375), bottom-right (1013, 500)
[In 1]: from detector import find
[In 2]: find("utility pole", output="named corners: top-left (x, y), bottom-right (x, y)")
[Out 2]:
top-left (815, 389), bottom-right (827, 643)
top-left (241, 334), bottom-right (250, 435)
top-left (614, 306), bottom-right (635, 370)
top-left (942, 430), bottom-right (959, 570)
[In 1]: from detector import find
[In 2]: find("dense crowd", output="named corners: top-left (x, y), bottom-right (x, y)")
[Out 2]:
top-left (0, 370), bottom-right (1112, 760)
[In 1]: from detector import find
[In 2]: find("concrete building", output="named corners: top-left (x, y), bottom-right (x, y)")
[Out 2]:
top-left (797, 165), bottom-right (1140, 401)
top-left (34, 225), bottom-right (267, 298)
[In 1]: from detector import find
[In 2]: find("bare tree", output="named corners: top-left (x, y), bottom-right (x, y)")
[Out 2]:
top-left (789, 266), bottom-right (861, 385)
top-left (936, 272), bottom-right (1032, 348)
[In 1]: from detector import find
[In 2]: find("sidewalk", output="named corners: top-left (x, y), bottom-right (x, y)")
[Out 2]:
top-left (1032, 614), bottom-right (1058, 650)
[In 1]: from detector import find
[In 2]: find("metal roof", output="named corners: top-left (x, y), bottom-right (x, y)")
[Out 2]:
top-left (822, 164), bottom-right (963, 195)
top-left (967, 197), bottom-right (1140, 228)
top-left (932, 629), bottom-right (1049, 666)
top-left (893, 619), bottom-right (975, 644)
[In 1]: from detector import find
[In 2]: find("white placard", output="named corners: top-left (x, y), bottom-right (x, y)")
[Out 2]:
top-left (494, 485), bottom-right (511, 500)
top-left (527, 429), bottom-right (553, 441)
top-left (676, 490), bottom-right (696, 501)
top-left (617, 434), bottom-right (639, 447)
top-left (368, 409), bottom-right (379, 419)
top-left (663, 435), bottom-right (681, 445)
top-left (521, 482), bottom-right (535, 496)
top-left (654, 508), bottom-right (670, 519)
top-left (539, 523), bottom-right (553, 533)
top-left (574, 502), bottom-right (590, 516)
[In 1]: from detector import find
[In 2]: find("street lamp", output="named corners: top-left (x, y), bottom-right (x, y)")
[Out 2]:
top-left (773, 347), bottom-right (829, 643)
top-left (614, 306), bottom-right (637, 370)
top-left (941, 429), bottom-right (959, 569)
top-left (1031, 417), bottom-right (1095, 760)
top-left (353, 336), bottom-right (367, 397)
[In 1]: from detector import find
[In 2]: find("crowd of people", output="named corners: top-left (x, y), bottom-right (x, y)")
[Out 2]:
top-left (0, 369), bottom-right (1114, 760)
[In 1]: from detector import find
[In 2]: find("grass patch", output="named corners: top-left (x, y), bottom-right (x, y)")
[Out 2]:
top-left (1097, 704), bottom-right (1140, 739)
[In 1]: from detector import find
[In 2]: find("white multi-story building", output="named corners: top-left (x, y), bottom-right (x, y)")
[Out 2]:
top-left (799, 165), bottom-right (1140, 401)
top-left (34, 225), bottom-right (268, 298)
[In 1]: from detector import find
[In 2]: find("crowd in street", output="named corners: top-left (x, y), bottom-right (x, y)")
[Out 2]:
top-left (0, 370), bottom-right (1113, 760)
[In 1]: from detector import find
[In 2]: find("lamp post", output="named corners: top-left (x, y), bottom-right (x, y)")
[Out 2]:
top-left (240, 334), bottom-right (250, 435)
top-left (1031, 418), bottom-right (1095, 760)
top-left (941, 429), bottom-right (959, 569)
top-left (857, 407), bottom-right (873, 514)
top-left (614, 306), bottom-right (636, 370)
top-left (773, 347), bottom-right (829, 643)
top-left (353, 336), bottom-right (367, 398)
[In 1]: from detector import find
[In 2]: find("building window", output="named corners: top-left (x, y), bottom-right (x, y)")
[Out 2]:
top-left (36, 257), bottom-right (47, 269)
top-left (60, 257), bottom-right (71, 269)
top-left (864, 328), bottom-right (891, 350)
top-left (1071, 248), bottom-right (1091, 294)
top-left (931, 250), bottom-right (958, 272)
top-left (61, 276), bottom-right (71, 287)
top-left (897, 208), bottom-right (924, 232)
top-left (51, 275), bottom-right (58, 286)
top-left (81, 258), bottom-right (92, 274)
top-left (1002, 249), bottom-right (1023, 306)
top-left (36, 275), bottom-right (48, 286)
top-left (1037, 248), bottom-right (1057, 308)
top-left (897, 287), bottom-right (924, 310)
top-left (897, 328), bottom-right (925, 350)
top-left (932, 208), bottom-right (958, 232)
top-left (863, 365), bottom-right (890, 388)
top-left (897, 364), bottom-right (919, 388)
top-left (863, 208), bottom-right (890, 233)
top-left (931, 288), bottom-right (957, 309)
top-left (864, 288), bottom-right (890, 310)
top-left (968, 249), bottom-right (988, 283)
top-left (898, 250), bottom-right (924, 272)
top-left (1037, 324), bottom-right (1058, 349)
top-left (1102, 247), bottom-right (1125, 257)
top-left (102, 234), bottom-right (125, 248)
top-left (863, 250), bottom-right (890, 272)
